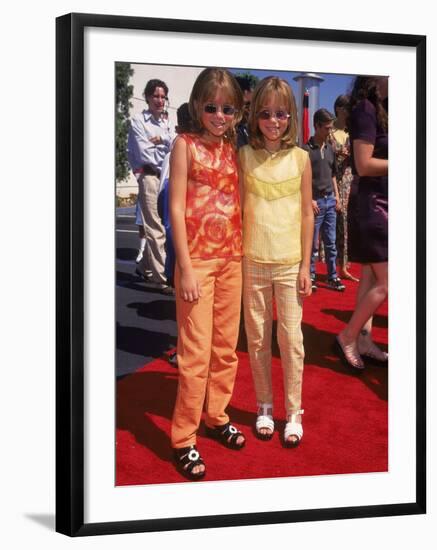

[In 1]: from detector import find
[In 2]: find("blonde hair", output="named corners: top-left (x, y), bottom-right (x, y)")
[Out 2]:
top-left (248, 76), bottom-right (298, 150)
top-left (188, 67), bottom-right (243, 144)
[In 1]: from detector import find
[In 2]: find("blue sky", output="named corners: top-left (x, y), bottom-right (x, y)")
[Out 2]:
top-left (229, 67), bottom-right (355, 116)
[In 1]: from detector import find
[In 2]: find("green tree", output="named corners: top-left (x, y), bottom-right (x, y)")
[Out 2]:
top-left (115, 63), bottom-right (134, 183)
top-left (234, 71), bottom-right (259, 90)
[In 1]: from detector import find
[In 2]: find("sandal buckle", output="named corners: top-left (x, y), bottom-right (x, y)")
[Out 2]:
top-left (188, 448), bottom-right (200, 462)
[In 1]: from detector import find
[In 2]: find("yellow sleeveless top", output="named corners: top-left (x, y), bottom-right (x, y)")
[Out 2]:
top-left (239, 145), bottom-right (308, 264)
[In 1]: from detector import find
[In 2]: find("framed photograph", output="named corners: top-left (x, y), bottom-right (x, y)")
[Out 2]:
top-left (56, 12), bottom-right (426, 536)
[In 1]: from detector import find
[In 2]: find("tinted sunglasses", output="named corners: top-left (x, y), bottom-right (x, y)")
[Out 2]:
top-left (203, 103), bottom-right (237, 116)
top-left (257, 109), bottom-right (290, 121)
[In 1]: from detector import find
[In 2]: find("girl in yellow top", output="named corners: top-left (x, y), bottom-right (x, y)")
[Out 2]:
top-left (239, 77), bottom-right (313, 446)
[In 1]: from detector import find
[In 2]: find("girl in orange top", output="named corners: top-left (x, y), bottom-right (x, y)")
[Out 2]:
top-left (169, 68), bottom-right (245, 480)
top-left (239, 77), bottom-right (313, 447)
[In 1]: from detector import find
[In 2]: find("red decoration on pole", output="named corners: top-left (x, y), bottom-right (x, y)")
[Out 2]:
top-left (302, 89), bottom-right (310, 145)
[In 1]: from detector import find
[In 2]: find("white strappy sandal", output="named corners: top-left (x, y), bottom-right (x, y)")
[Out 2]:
top-left (284, 409), bottom-right (304, 447)
top-left (255, 404), bottom-right (274, 441)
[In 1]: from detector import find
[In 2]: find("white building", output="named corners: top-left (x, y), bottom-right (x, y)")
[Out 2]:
top-left (117, 63), bottom-right (204, 198)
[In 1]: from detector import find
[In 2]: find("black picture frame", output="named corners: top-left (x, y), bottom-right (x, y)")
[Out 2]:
top-left (56, 12), bottom-right (426, 537)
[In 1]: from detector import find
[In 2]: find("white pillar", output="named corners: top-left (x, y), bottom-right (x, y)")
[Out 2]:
top-left (293, 73), bottom-right (324, 145)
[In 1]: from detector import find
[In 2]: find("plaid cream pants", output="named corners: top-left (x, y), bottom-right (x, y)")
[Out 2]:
top-left (243, 257), bottom-right (304, 414)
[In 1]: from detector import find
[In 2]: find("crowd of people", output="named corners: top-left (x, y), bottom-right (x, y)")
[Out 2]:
top-left (126, 69), bottom-right (389, 480)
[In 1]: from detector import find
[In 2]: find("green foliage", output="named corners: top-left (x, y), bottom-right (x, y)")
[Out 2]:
top-left (115, 63), bottom-right (134, 183)
top-left (234, 71), bottom-right (260, 89)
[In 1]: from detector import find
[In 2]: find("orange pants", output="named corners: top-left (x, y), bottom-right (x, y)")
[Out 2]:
top-left (171, 257), bottom-right (242, 449)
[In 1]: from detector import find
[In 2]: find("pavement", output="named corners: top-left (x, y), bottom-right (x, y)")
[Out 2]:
top-left (116, 207), bottom-right (177, 378)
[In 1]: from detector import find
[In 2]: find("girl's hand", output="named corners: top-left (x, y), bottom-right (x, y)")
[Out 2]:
top-left (298, 268), bottom-right (312, 297)
top-left (179, 267), bottom-right (202, 302)
top-left (312, 200), bottom-right (320, 215)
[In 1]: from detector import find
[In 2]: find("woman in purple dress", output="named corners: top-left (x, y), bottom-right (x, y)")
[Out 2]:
top-left (334, 76), bottom-right (388, 371)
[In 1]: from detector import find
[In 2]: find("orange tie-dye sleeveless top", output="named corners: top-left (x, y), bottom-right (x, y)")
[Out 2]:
top-left (180, 133), bottom-right (242, 259)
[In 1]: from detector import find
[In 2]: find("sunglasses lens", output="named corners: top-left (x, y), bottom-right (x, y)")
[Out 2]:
top-left (204, 103), bottom-right (236, 115)
top-left (258, 110), bottom-right (289, 120)
top-left (204, 104), bottom-right (217, 114)
top-left (223, 105), bottom-right (236, 115)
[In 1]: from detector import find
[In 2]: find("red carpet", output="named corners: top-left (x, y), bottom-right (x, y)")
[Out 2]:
top-left (116, 263), bottom-right (388, 485)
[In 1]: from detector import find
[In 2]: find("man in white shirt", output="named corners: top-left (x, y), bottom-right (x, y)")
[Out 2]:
top-left (128, 79), bottom-right (175, 291)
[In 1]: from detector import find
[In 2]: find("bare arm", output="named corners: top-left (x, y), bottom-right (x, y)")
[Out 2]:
top-left (354, 139), bottom-right (388, 177)
top-left (332, 176), bottom-right (341, 212)
top-left (169, 137), bottom-right (201, 302)
top-left (299, 157), bottom-right (314, 297)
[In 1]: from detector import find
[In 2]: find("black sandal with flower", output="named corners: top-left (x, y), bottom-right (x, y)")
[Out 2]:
top-left (205, 422), bottom-right (246, 450)
top-left (173, 445), bottom-right (206, 481)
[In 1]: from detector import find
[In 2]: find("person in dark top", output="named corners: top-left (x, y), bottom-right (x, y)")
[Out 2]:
top-left (334, 75), bottom-right (389, 371)
top-left (303, 108), bottom-right (344, 291)
top-left (235, 75), bottom-right (255, 149)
